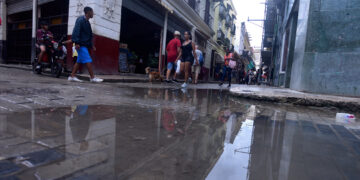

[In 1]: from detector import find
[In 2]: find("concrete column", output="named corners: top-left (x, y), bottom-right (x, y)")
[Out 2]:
top-left (159, 11), bottom-right (168, 72)
top-left (191, 27), bottom-right (196, 42)
top-left (31, 0), bottom-right (38, 64)
top-left (161, 12), bottom-right (168, 56)
top-left (0, 0), bottom-right (7, 63)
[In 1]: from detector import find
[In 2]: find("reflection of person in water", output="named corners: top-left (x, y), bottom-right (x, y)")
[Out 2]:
top-left (218, 109), bottom-right (232, 123)
top-left (162, 108), bottom-right (177, 137)
top-left (70, 105), bottom-right (91, 151)
top-left (162, 89), bottom-right (178, 137)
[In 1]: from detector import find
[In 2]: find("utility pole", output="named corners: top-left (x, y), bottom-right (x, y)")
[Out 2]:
top-left (31, 0), bottom-right (38, 65)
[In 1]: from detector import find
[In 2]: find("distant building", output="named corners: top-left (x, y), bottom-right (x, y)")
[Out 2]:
top-left (263, 0), bottom-right (360, 97)
top-left (253, 48), bottom-right (261, 69)
top-left (210, 0), bottom-right (237, 79)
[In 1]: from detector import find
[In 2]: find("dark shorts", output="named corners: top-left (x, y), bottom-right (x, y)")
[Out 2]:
top-left (181, 56), bottom-right (194, 64)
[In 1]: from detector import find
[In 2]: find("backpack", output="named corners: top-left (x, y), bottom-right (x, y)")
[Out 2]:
top-left (199, 53), bottom-right (204, 66)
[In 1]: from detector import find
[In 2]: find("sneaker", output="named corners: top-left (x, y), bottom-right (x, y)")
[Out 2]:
top-left (219, 82), bottom-right (223, 86)
top-left (68, 76), bottom-right (83, 82)
top-left (181, 83), bottom-right (187, 88)
top-left (172, 79), bottom-right (179, 83)
top-left (188, 78), bottom-right (192, 83)
top-left (165, 80), bottom-right (172, 83)
top-left (90, 77), bottom-right (103, 83)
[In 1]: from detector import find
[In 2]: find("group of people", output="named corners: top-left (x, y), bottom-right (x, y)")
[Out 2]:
top-left (36, 6), bottom-right (242, 87)
top-left (165, 31), bottom-right (203, 88)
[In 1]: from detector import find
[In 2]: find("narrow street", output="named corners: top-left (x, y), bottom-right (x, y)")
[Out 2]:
top-left (0, 67), bottom-right (360, 179)
top-left (0, 0), bottom-right (359, 179)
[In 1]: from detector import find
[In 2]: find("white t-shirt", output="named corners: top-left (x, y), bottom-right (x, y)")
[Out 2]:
top-left (193, 49), bottom-right (202, 65)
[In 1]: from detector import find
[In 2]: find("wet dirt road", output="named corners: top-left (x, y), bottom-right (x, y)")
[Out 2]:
top-left (1, 86), bottom-right (360, 180)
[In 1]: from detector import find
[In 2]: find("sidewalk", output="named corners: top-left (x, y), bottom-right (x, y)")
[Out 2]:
top-left (0, 63), bottom-right (148, 83)
top-left (230, 85), bottom-right (360, 112)
top-left (1, 63), bottom-right (359, 112)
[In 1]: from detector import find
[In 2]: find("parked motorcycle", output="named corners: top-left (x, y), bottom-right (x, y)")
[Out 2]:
top-left (33, 35), bottom-right (67, 78)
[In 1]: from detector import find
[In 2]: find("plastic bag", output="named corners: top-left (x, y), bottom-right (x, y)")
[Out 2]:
top-left (176, 60), bottom-right (181, 74)
top-left (229, 60), bottom-right (237, 69)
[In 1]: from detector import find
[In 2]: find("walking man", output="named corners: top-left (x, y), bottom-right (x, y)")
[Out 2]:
top-left (68, 7), bottom-right (103, 83)
top-left (165, 31), bottom-right (181, 83)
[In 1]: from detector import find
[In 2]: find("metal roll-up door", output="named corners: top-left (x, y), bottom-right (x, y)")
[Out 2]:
top-left (7, 0), bottom-right (55, 15)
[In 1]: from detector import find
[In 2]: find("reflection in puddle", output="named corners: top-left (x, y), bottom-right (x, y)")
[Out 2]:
top-left (0, 88), bottom-right (359, 179)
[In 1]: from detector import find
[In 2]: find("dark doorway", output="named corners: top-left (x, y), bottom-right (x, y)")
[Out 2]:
top-left (6, 0), bottom-right (69, 63)
top-left (120, 7), bottom-right (164, 74)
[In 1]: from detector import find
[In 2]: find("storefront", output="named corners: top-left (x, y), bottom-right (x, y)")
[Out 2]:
top-left (6, 0), bottom-right (69, 63)
top-left (119, 0), bottom-right (191, 74)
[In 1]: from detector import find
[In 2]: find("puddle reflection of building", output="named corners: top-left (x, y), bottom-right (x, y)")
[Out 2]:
top-left (116, 90), bottom-right (228, 179)
top-left (246, 109), bottom-right (291, 180)
top-left (206, 105), bottom-right (254, 180)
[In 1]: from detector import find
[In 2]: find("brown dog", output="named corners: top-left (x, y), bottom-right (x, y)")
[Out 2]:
top-left (145, 67), bottom-right (163, 82)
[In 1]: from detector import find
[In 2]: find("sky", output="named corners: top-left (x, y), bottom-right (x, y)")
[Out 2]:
top-left (233, 0), bottom-right (266, 48)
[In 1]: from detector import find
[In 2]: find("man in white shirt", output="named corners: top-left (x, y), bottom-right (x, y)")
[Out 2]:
top-left (192, 45), bottom-right (203, 84)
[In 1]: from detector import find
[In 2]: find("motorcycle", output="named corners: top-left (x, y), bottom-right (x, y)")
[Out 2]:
top-left (33, 35), bottom-right (67, 78)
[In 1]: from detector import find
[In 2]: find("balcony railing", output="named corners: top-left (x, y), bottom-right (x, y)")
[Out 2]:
top-left (224, 38), bottom-right (231, 48)
top-left (217, 29), bottom-right (225, 45)
top-left (225, 14), bottom-right (231, 27)
top-left (231, 24), bottom-right (236, 35)
top-left (219, 4), bottom-right (226, 19)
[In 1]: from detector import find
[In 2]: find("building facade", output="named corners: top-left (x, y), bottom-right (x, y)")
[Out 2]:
top-left (264, 0), bottom-right (360, 97)
top-left (0, 0), bottom-right (242, 80)
top-left (1, 0), bottom-right (235, 77)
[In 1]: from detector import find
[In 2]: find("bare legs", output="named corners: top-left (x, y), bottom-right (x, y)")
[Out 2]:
top-left (71, 62), bottom-right (94, 79)
top-left (180, 62), bottom-right (191, 83)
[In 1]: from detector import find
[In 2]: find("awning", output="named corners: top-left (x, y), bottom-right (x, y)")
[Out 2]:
top-left (7, 0), bottom-right (55, 15)
top-left (155, 0), bottom-right (173, 13)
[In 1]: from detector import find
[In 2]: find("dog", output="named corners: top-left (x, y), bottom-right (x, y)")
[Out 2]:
top-left (145, 67), bottom-right (163, 82)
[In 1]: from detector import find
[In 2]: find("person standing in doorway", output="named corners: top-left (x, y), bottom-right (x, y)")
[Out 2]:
top-left (219, 49), bottom-right (234, 87)
top-left (68, 7), bottom-right (103, 83)
top-left (165, 31), bottom-right (181, 83)
top-left (177, 31), bottom-right (198, 88)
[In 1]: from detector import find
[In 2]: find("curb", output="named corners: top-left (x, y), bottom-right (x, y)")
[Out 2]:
top-left (0, 64), bottom-right (149, 83)
top-left (76, 75), bottom-right (148, 83)
top-left (0, 64), bottom-right (32, 71)
top-left (229, 91), bottom-right (360, 113)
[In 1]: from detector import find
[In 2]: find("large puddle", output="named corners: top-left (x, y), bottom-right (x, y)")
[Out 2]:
top-left (0, 88), bottom-right (359, 180)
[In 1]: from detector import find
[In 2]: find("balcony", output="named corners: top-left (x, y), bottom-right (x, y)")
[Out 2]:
top-left (231, 24), bottom-right (236, 35)
top-left (217, 29), bottom-right (225, 45)
top-left (224, 38), bottom-right (231, 48)
top-left (225, 14), bottom-right (231, 27)
top-left (219, 4), bottom-right (226, 19)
